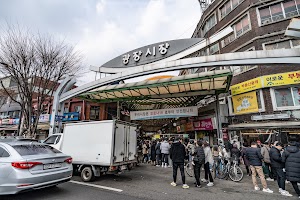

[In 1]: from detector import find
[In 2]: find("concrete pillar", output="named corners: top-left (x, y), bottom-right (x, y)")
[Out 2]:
top-left (215, 93), bottom-right (223, 144)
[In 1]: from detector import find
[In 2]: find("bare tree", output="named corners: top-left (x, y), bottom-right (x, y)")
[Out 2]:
top-left (0, 25), bottom-right (82, 137)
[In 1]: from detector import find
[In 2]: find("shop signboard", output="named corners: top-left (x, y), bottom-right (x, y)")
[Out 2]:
top-left (12, 118), bottom-right (19, 125)
top-left (63, 112), bottom-right (80, 121)
top-left (130, 106), bottom-right (198, 120)
top-left (99, 38), bottom-right (204, 70)
top-left (194, 119), bottom-right (213, 130)
top-left (1, 119), bottom-right (12, 125)
top-left (232, 91), bottom-right (259, 114)
top-left (251, 113), bottom-right (290, 121)
top-left (39, 114), bottom-right (50, 123)
top-left (186, 122), bottom-right (194, 131)
top-left (230, 70), bottom-right (300, 95)
top-left (230, 77), bottom-right (262, 95)
top-left (263, 71), bottom-right (300, 87)
top-left (176, 125), bottom-right (186, 133)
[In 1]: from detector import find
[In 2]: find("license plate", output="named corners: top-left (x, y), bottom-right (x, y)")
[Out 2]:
top-left (121, 165), bottom-right (127, 170)
top-left (43, 163), bottom-right (62, 170)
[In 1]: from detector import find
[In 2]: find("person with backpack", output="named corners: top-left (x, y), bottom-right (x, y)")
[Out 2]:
top-left (261, 142), bottom-right (273, 181)
top-left (192, 140), bottom-right (205, 188)
top-left (231, 143), bottom-right (241, 165)
top-left (170, 137), bottom-right (189, 189)
top-left (241, 142), bottom-right (251, 176)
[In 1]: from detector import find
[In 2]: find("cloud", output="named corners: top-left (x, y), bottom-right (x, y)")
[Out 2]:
top-left (0, 0), bottom-right (201, 85)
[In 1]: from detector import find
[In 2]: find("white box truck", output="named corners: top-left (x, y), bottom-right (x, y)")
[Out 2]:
top-left (43, 120), bottom-right (138, 182)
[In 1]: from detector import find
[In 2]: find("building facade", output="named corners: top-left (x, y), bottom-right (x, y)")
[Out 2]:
top-left (0, 77), bottom-right (117, 139)
top-left (184, 0), bottom-right (300, 144)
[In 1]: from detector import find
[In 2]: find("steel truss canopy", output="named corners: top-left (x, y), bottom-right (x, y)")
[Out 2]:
top-left (78, 69), bottom-right (232, 111)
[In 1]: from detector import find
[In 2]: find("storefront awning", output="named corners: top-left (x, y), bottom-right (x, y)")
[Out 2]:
top-left (0, 125), bottom-right (18, 131)
top-left (37, 124), bottom-right (50, 131)
top-left (229, 121), bottom-right (300, 130)
top-left (241, 132), bottom-right (273, 135)
top-left (79, 69), bottom-right (232, 111)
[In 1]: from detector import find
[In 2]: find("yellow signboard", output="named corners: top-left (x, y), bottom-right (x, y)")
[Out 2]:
top-left (230, 77), bottom-right (262, 95)
top-left (263, 71), bottom-right (300, 87)
top-left (232, 91), bottom-right (259, 114)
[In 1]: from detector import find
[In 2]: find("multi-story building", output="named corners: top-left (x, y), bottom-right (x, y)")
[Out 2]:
top-left (182, 0), bottom-right (300, 144)
top-left (0, 76), bottom-right (117, 139)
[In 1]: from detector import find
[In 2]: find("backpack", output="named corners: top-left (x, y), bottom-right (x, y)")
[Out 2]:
top-left (193, 147), bottom-right (205, 164)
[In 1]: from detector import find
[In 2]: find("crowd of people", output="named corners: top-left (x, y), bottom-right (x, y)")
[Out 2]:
top-left (138, 135), bottom-right (300, 198)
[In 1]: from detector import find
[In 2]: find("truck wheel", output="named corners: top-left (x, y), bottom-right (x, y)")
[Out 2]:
top-left (81, 167), bottom-right (95, 182)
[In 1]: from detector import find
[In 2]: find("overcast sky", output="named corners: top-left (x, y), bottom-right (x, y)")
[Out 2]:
top-left (0, 0), bottom-right (201, 84)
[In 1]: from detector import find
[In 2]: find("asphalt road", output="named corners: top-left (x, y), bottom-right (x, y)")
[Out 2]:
top-left (1, 164), bottom-right (298, 200)
top-left (1, 182), bottom-right (141, 200)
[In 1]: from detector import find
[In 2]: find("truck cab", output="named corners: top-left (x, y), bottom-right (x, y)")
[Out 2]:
top-left (43, 133), bottom-right (63, 150)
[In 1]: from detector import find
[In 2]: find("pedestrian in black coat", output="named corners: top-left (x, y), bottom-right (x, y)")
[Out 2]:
top-left (282, 136), bottom-right (300, 198)
top-left (170, 137), bottom-right (189, 189)
top-left (192, 140), bottom-right (205, 187)
top-left (269, 142), bottom-right (292, 196)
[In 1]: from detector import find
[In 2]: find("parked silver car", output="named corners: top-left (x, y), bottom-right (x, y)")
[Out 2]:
top-left (0, 139), bottom-right (73, 195)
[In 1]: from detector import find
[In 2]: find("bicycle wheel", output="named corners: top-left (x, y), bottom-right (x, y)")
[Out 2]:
top-left (185, 163), bottom-right (194, 177)
top-left (216, 162), bottom-right (227, 179)
top-left (228, 166), bottom-right (244, 182)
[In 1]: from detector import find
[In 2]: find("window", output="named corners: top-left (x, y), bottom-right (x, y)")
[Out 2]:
top-left (228, 90), bottom-right (265, 115)
top-left (0, 147), bottom-right (10, 157)
top-left (271, 86), bottom-right (300, 110)
top-left (264, 39), bottom-right (300, 50)
top-left (200, 48), bottom-right (209, 56)
top-left (13, 144), bottom-right (61, 156)
top-left (265, 40), bottom-right (291, 50)
top-left (284, 0), bottom-right (298, 18)
top-left (64, 107), bottom-right (69, 113)
top-left (221, 14), bottom-right (250, 47)
top-left (44, 135), bottom-right (61, 145)
top-left (107, 107), bottom-right (117, 120)
top-left (74, 106), bottom-right (82, 113)
top-left (259, 1), bottom-right (300, 25)
top-left (209, 43), bottom-right (220, 54)
top-left (202, 14), bottom-right (217, 36)
top-left (90, 106), bottom-right (100, 120)
top-left (219, 0), bottom-right (244, 19)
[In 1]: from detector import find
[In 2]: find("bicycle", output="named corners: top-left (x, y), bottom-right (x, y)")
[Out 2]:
top-left (184, 160), bottom-right (194, 177)
top-left (216, 157), bottom-right (244, 182)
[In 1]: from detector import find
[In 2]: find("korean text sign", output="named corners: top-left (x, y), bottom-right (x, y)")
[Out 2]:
top-left (230, 77), bottom-right (262, 95)
top-left (130, 106), bottom-right (198, 120)
top-left (263, 71), bottom-right (300, 87)
top-left (232, 91), bottom-right (259, 114)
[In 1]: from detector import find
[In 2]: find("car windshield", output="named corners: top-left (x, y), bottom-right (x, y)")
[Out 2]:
top-left (43, 135), bottom-right (59, 145)
top-left (12, 144), bottom-right (61, 156)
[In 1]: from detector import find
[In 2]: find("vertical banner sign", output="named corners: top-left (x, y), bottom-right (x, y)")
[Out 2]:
top-left (232, 91), bottom-right (259, 114)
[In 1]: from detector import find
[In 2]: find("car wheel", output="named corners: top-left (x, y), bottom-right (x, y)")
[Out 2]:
top-left (81, 167), bottom-right (95, 182)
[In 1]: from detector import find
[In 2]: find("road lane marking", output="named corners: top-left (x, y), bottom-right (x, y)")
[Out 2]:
top-left (69, 180), bottom-right (123, 192)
